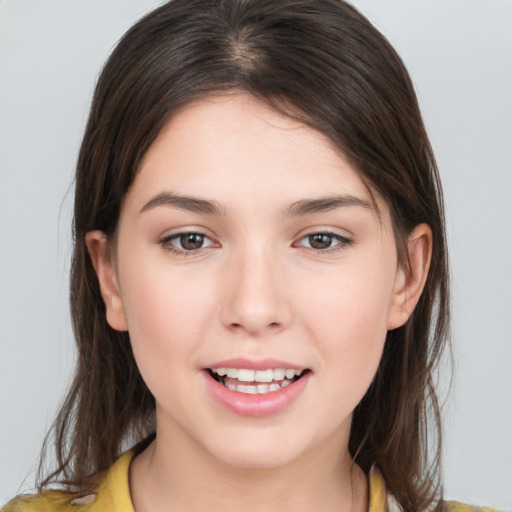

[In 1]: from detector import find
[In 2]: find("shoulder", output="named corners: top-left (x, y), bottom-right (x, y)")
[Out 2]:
top-left (1, 491), bottom-right (94, 512)
top-left (444, 501), bottom-right (501, 512)
top-left (385, 497), bottom-right (501, 512)
top-left (2, 451), bottom-right (135, 512)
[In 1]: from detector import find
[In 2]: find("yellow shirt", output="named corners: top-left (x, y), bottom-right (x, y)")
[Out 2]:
top-left (2, 451), bottom-right (499, 512)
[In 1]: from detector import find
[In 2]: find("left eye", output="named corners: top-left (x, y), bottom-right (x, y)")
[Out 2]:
top-left (296, 232), bottom-right (350, 251)
top-left (161, 232), bottom-right (215, 252)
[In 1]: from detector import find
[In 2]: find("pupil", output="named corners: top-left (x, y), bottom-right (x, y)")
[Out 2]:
top-left (309, 234), bottom-right (332, 249)
top-left (180, 233), bottom-right (204, 250)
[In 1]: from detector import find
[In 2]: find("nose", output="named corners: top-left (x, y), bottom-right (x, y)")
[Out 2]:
top-left (220, 247), bottom-right (292, 336)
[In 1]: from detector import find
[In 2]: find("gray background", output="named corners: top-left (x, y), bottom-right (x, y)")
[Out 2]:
top-left (1, 0), bottom-right (511, 508)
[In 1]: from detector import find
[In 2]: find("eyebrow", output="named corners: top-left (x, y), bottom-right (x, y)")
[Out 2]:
top-left (284, 196), bottom-right (372, 216)
top-left (140, 192), bottom-right (227, 216)
top-left (140, 192), bottom-right (372, 217)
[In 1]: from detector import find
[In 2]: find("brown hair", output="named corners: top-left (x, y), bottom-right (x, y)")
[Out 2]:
top-left (39, 1), bottom-right (450, 510)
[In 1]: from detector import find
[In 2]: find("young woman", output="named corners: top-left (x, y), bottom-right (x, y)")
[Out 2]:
top-left (3, 1), bottom-right (500, 511)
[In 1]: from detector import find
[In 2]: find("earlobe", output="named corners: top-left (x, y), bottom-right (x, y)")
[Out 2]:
top-left (85, 230), bottom-right (128, 332)
top-left (387, 224), bottom-right (432, 330)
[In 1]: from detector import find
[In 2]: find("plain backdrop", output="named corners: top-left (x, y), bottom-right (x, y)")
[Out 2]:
top-left (1, 0), bottom-right (511, 509)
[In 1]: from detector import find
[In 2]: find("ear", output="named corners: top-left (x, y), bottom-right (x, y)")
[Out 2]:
top-left (387, 223), bottom-right (432, 330)
top-left (85, 230), bottom-right (128, 331)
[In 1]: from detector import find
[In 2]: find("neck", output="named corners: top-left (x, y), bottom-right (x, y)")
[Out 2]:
top-left (129, 417), bottom-right (368, 512)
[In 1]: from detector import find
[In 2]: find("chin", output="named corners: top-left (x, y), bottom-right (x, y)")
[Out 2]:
top-left (201, 428), bottom-right (313, 470)
top-left (215, 448), bottom-right (298, 470)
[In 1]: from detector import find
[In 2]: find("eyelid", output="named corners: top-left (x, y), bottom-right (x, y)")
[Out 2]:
top-left (157, 226), bottom-right (353, 256)
top-left (293, 229), bottom-right (354, 253)
top-left (158, 228), bottom-right (220, 255)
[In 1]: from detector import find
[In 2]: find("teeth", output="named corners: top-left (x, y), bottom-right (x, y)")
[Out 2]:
top-left (222, 380), bottom-right (293, 395)
top-left (211, 367), bottom-right (304, 383)
top-left (238, 385), bottom-right (257, 394)
top-left (210, 367), bottom-right (306, 394)
top-left (255, 369), bottom-right (273, 382)
top-left (237, 369), bottom-right (255, 382)
top-left (273, 368), bottom-right (285, 380)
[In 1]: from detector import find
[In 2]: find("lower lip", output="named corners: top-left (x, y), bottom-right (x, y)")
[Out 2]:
top-left (203, 371), bottom-right (311, 418)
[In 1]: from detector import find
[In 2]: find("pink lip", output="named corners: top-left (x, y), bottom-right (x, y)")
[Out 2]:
top-left (203, 368), bottom-right (311, 418)
top-left (206, 357), bottom-right (305, 371)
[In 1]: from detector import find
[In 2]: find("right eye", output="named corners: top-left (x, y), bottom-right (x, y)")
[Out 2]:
top-left (160, 232), bottom-right (216, 254)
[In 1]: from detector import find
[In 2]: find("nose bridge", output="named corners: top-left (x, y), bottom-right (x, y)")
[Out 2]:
top-left (221, 241), bottom-right (290, 335)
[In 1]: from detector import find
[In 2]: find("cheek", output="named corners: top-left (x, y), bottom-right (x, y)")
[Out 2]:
top-left (300, 259), bottom-right (395, 340)
top-left (314, 284), bottom-right (387, 375)
top-left (296, 256), bottom-right (396, 394)
top-left (117, 261), bottom-right (216, 379)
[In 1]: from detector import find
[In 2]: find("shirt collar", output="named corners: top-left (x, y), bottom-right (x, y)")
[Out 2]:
top-left (98, 452), bottom-right (395, 512)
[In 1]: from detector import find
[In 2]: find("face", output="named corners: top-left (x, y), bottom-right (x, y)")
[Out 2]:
top-left (89, 94), bottom-right (423, 471)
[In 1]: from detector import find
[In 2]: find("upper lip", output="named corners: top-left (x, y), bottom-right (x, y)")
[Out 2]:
top-left (205, 357), bottom-right (307, 371)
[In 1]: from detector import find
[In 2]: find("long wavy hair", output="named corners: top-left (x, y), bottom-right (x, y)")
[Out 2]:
top-left (39, 1), bottom-right (450, 510)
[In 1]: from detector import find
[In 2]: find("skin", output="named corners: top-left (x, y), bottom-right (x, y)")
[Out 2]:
top-left (87, 93), bottom-right (431, 512)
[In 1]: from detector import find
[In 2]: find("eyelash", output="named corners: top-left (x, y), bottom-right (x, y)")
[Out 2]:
top-left (294, 232), bottom-right (353, 253)
top-left (159, 231), bottom-right (215, 256)
top-left (159, 231), bottom-right (353, 256)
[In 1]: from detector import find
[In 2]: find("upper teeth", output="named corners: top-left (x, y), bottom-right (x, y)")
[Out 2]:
top-left (212, 368), bottom-right (303, 382)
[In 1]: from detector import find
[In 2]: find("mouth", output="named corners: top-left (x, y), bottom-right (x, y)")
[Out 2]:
top-left (207, 367), bottom-right (310, 395)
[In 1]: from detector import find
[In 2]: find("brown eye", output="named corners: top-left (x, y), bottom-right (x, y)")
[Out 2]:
top-left (308, 233), bottom-right (335, 249)
top-left (160, 231), bottom-right (216, 253)
top-left (294, 231), bottom-right (352, 253)
top-left (179, 233), bottom-right (205, 250)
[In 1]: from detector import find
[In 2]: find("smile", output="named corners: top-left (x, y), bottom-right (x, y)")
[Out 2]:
top-left (209, 367), bottom-right (306, 395)
top-left (204, 364), bottom-right (312, 417)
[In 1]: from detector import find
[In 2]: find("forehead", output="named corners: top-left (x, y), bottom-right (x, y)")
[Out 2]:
top-left (129, 93), bottom-right (384, 220)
